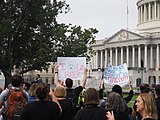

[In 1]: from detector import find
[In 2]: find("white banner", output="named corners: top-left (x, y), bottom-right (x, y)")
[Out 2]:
top-left (104, 63), bottom-right (129, 86)
top-left (57, 57), bottom-right (86, 80)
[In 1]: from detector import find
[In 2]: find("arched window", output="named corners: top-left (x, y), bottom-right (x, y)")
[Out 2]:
top-left (148, 76), bottom-right (156, 84)
top-left (136, 78), bottom-right (141, 87)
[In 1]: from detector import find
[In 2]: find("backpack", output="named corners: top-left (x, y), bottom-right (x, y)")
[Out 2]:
top-left (3, 89), bottom-right (26, 120)
top-left (66, 88), bottom-right (77, 115)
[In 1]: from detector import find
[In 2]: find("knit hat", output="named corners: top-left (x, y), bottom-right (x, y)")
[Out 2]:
top-left (112, 85), bottom-right (123, 97)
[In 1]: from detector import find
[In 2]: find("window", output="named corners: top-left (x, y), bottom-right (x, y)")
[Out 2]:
top-left (136, 78), bottom-right (141, 87)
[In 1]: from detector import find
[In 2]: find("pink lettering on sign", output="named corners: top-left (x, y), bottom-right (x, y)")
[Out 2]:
top-left (60, 63), bottom-right (66, 71)
top-left (65, 71), bottom-right (81, 79)
top-left (79, 65), bottom-right (85, 70)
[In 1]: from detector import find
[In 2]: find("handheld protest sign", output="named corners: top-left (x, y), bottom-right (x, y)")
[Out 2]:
top-left (57, 57), bottom-right (86, 80)
top-left (104, 63), bottom-right (129, 87)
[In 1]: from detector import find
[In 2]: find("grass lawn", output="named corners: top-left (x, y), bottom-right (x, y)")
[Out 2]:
top-left (123, 94), bottom-right (138, 108)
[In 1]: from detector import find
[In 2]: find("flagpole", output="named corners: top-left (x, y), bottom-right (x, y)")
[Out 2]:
top-left (127, 0), bottom-right (129, 30)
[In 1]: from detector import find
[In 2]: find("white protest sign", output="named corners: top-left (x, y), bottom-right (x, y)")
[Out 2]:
top-left (57, 57), bottom-right (86, 80)
top-left (104, 63), bottom-right (129, 87)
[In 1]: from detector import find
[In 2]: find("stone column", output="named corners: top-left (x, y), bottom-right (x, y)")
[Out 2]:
top-left (156, 44), bottom-right (159, 71)
top-left (132, 46), bottom-right (135, 67)
top-left (95, 50), bottom-right (98, 69)
top-left (121, 47), bottom-right (123, 64)
top-left (144, 44), bottom-right (148, 69)
top-left (144, 4), bottom-right (147, 21)
top-left (159, 3), bottom-right (160, 19)
top-left (140, 5), bottom-right (143, 22)
top-left (115, 48), bottom-right (118, 66)
top-left (149, 2), bottom-right (151, 20)
top-left (158, 3), bottom-right (160, 19)
top-left (142, 5), bottom-right (144, 21)
top-left (126, 46), bottom-right (129, 66)
top-left (91, 56), bottom-right (94, 69)
top-left (100, 50), bottom-right (103, 68)
top-left (93, 53), bottom-right (96, 69)
top-left (155, 1), bottom-right (157, 19)
top-left (138, 45), bottom-right (141, 67)
top-left (138, 7), bottom-right (141, 23)
top-left (105, 49), bottom-right (108, 68)
top-left (110, 48), bottom-right (112, 65)
top-left (150, 45), bottom-right (153, 68)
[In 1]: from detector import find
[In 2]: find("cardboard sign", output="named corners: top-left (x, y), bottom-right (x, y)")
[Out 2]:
top-left (57, 57), bottom-right (86, 80)
top-left (104, 63), bottom-right (129, 86)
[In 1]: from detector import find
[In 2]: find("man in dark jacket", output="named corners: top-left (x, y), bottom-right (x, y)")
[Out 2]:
top-left (111, 80), bottom-right (133, 103)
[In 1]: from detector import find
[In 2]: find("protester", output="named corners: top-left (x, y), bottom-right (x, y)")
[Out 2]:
top-left (31, 74), bottom-right (43, 84)
top-left (136, 93), bottom-right (158, 120)
top-left (133, 83), bottom-right (151, 120)
top-left (28, 83), bottom-right (38, 103)
top-left (0, 75), bottom-right (29, 120)
top-left (139, 83), bottom-right (151, 93)
top-left (154, 84), bottom-right (160, 120)
top-left (78, 88), bottom-right (85, 109)
top-left (22, 82), bottom-right (31, 92)
top-left (111, 80), bottom-right (133, 103)
top-left (105, 92), bottom-right (128, 120)
top-left (22, 81), bottom-right (31, 98)
top-left (54, 86), bottom-right (74, 120)
top-left (98, 79), bottom-right (105, 108)
top-left (108, 81), bottom-right (133, 119)
top-left (54, 63), bottom-right (87, 114)
top-left (20, 82), bottom-right (61, 120)
top-left (75, 88), bottom-right (106, 120)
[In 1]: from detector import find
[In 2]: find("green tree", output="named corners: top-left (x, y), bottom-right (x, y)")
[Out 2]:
top-left (53, 24), bottom-right (98, 59)
top-left (0, 0), bottom-right (98, 88)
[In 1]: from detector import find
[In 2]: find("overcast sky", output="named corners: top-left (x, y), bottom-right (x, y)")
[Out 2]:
top-left (57, 0), bottom-right (138, 40)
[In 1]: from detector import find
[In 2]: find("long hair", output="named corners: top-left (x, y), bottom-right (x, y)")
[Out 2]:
top-left (84, 88), bottom-right (99, 105)
top-left (139, 93), bottom-right (158, 120)
top-left (105, 92), bottom-right (125, 113)
top-left (29, 83), bottom-right (38, 96)
top-left (54, 86), bottom-right (66, 98)
top-left (35, 83), bottom-right (49, 100)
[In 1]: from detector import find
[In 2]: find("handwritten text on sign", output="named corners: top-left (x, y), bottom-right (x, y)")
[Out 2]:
top-left (104, 63), bottom-right (129, 86)
top-left (57, 57), bottom-right (86, 80)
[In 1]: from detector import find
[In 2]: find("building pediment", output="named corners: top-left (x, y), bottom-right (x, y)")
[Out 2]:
top-left (105, 29), bottom-right (144, 43)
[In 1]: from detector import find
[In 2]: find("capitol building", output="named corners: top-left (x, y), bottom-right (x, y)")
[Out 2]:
top-left (89, 0), bottom-right (160, 87)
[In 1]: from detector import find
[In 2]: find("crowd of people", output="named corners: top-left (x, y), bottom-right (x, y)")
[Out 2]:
top-left (0, 64), bottom-right (159, 120)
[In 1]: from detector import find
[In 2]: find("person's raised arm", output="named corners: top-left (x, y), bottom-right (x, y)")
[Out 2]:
top-left (49, 88), bottom-right (62, 112)
top-left (81, 68), bottom-right (88, 88)
top-left (54, 64), bottom-right (63, 87)
top-left (124, 80), bottom-right (134, 103)
top-left (128, 80), bottom-right (133, 91)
